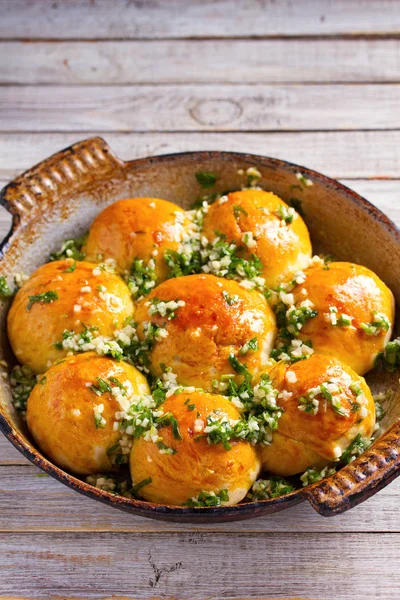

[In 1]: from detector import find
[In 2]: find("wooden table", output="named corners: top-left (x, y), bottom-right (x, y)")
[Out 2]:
top-left (1, 2), bottom-right (400, 598)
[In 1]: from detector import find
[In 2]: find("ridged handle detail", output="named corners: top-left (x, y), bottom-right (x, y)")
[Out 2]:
top-left (304, 420), bottom-right (400, 516)
top-left (0, 137), bottom-right (125, 224)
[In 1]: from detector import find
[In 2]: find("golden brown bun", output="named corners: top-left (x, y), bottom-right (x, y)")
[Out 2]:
top-left (27, 352), bottom-right (150, 476)
top-left (7, 260), bottom-right (134, 374)
top-left (130, 391), bottom-right (260, 505)
top-left (134, 274), bottom-right (277, 390)
top-left (258, 354), bottom-right (375, 476)
top-left (83, 197), bottom-right (189, 280)
top-left (202, 189), bottom-right (312, 288)
top-left (292, 261), bottom-right (395, 375)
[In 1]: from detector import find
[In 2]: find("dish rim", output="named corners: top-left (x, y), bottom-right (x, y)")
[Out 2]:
top-left (1, 139), bottom-right (400, 522)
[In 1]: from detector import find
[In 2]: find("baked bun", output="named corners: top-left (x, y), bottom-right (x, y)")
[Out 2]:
top-left (83, 197), bottom-right (190, 285)
top-left (134, 274), bottom-right (277, 390)
top-left (7, 259), bottom-right (134, 373)
top-left (27, 352), bottom-right (150, 475)
top-left (257, 353), bottom-right (375, 476)
top-left (130, 391), bottom-right (261, 505)
top-left (290, 261), bottom-right (395, 375)
top-left (202, 189), bottom-right (312, 288)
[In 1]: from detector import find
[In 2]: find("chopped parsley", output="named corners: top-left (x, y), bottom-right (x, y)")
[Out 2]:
top-left (296, 173), bottom-right (313, 188)
top-left (127, 258), bottom-right (157, 300)
top-left (164, 247), bottom-right (201, 278)
top-left (270, 339), bottom-right (314, 363)
top-left (240, 337), bottom-right (258, 355)
top-left (360, 312), bottom-right (390, 336)
top-left (26, 290), bottom-right (58, 311)
top-left (288, 198), bottom-right (305, 217)
top-left (374, 394), bottom-right (386, 422)
top-left (245, 166), bottom-right (262, 187)
top-left (222, 291), bottom-right (240, 306)
top-left (275, 204), bottom-right (296, 224)
top-left (300, 466), bottom-right (336, 486)
top-left (109, 377), bottom-right (127, 395)
top-left (298, 380), bottom-right (350, 418)
top-left (89, 377), bottom-right (112, 396)
top-left (156, 412), bottom-right (182, 440)
top-left (246, 477), bottom-right (295, 500)
top-left (375, 337), bottom-right (400, 372)
top-left (283, 305), bottom-right (317, 337)
top-left (340, 434), bottom-right (371, 465)
top-left (131, 477), bottom-right (152, 497)
top-left (185, 489), bottom-right (229, 507)
top-left (9, 364), bottom-right (38, 413)
top-left (0, 276), bottom-right (13, 297)
top-left (336, 314), bottom-right (352, 326)
top-left (50, 235), bottom-right (87, 261)
top-left (233, 204), bottom-right (248, 219)
top-left (196, 172), bottom-right (217, 189)
top-left (156, 441), bottom-right (177, 455)
top-left (93, 404), bottom-right (106, 428)
top-left (208, 358), bottom-right (283, 448)
top-left (63, 260), bottom-right (76, 273)
top-left (148, 297), bottom-right (185, 320)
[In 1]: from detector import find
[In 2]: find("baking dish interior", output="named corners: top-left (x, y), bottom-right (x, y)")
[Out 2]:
top-left (1, 142), bottom-right (400, 522)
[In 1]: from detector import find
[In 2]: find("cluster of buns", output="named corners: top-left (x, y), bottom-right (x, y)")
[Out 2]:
top-left (7, 185), bottom-right (395, 507)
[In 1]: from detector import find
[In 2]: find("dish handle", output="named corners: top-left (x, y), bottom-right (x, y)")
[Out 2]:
top-left (0, 137), bottom-right (125, 227)
top-left (304, 419), bottom-right (400, 516)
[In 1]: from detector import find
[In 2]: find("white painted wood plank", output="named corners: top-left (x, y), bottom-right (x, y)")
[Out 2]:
top-left (0, 434), bottom-right (27, 464)
top-left (1, 530), bottom-right (399, 599)
top-left (2, 84), bottom-right (400, 132)
top-left (1, 0), bottom-right (400, 39)
top-left (0, 132), bottom-right (400, 179)
top-left (3, 39), bottom-right (400, 84)
top-left (0, 463), bottom-right (400, 534)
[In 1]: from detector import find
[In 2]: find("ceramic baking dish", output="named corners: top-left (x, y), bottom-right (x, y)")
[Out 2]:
top-left (0, 137), bottom-right (400, 523)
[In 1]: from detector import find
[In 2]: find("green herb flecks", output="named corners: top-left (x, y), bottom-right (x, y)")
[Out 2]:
top-left (288, 198), bottom-right (305, 217)
top-left (90, 377), bottom-right (112, 396)
top-left (246, 477), bottom-right (295, 500)
top-left (275, 204), bottom-right (296, 224)
top-left (0, 276), bottom-right (14, 297)
top-left (360, 312), bottom-right (390, 336)
top-left (9, 364), bottom-right (38, 414)
top-left (196, 172), bottom-right (217, 189)
top-left (131, 477), bottom-right (152, 497)
top-left (63, 260), bottom-right (76, 273)
top-left (127, 258), bottom-right (157, 300)
top-left (185, 489), bottom-right (229, 507)
top-left (222, 291), bottom-right (240, 306)
top-left (340, 434), bottom-right (371, 465)
top-left (156, 441), bottom-right (177, 455)
top-left (375, 338), bottom-right (400, 372)
top-left (240, 337), bottom-right (258, 355)
top-left (300, 466), bottom-right (336, 486)
top-left (156, 412), bottom-right (182, 440)
top-left (26, 290), bottom-right (58, 311)
top-left (50, 235), bottom-right (87, 261)
top-left (233, 204), bottom-right (248, 219)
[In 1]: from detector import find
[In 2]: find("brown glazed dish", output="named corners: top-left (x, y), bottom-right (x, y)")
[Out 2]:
top-left (1, 137), bottom-right (400, 523)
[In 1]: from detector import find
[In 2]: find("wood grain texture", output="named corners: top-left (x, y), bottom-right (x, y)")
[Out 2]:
top-left (1, 463), bottom-right (400, 534)
top-left (2, 84), bottom-right (400, 132)
top-left (3, 39), bottom-right (400, 84)
top-left (1, 3), bottom-right (400, 597)
top-left (1, 131), bottom-right (400, 179)
top-left (1, 0), bottom-right (400, 39)
top-left (1, 531), bottom-right (399, 599)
